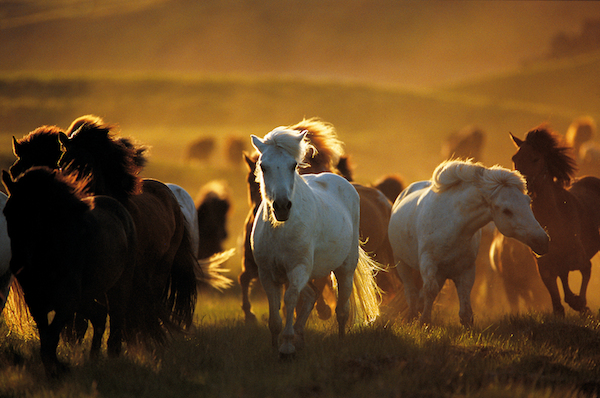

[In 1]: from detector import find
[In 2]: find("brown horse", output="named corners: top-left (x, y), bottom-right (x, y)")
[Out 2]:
top-left (58, 118), bottom-right (199, 339)
top-left (511, 125), bottom-right (600, 315)
top-left (238, 118), bottom-right (404, 323)
top-left (195, 180), bottom-right (231, 259)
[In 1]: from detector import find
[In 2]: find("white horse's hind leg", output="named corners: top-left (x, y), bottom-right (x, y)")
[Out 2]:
top-left (419, 259), bottom-right (443, 325)
top-left (333, 268), bottom-right (354, 337)
top-left (454, 266), bottom-right (476, 327)
top-left (396, 258), bottom-right (421, 320)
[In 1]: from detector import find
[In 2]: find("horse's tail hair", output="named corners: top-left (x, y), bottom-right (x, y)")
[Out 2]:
top-left (349, 247), bottom-right (384, 324)
top-left (167, 225), bottom-right (199, 329)
top-left (2, 279), bottom-right (38, 340)
top-left (195, 248), bottom-right (235, 292)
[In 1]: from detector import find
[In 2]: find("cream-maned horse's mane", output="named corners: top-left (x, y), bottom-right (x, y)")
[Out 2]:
top-left (432, 159), bottom-right (526, 200)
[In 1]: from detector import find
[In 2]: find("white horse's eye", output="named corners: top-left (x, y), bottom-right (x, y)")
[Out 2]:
top-left (503, 208), bottom-right (513, 217)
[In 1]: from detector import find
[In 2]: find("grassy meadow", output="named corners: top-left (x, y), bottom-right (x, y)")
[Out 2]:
top-left (2, 52), bottom-right (600, 396)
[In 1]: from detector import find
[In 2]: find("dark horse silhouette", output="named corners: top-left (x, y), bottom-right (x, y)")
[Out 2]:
top-left (57, 119), bottom-right (199, 334)
top-left (2, 167), bottom-right (137, 378)
top-left (511, 125), bottom-right (600, 315)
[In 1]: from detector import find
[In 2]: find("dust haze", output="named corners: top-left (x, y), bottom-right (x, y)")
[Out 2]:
top-left (1, 0), bottom-right (600, 88)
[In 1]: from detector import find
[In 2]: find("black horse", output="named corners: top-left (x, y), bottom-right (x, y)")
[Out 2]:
top-left (2, 167), bottom-right (137, 378)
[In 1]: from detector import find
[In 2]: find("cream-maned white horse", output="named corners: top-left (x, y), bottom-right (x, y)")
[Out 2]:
top-left (250, 128), bottom-right (380, 357)
top-left (388, 160), bottom-right (549, 326)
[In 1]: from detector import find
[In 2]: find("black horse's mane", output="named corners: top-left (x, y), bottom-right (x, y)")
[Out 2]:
top-left (63, 115), bottom-right (148, 201)
top-left (10, 167), bottom-right (90, 219)
top-left (522, 125), bottom-right (578, 187)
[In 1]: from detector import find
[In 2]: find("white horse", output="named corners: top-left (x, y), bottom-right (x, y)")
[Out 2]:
top-left (166, 183), bottom-right (200, 258)
top-left (250, 128), bottom-right (381, 357)
top-left (388, 160), bottom-right (549, 326)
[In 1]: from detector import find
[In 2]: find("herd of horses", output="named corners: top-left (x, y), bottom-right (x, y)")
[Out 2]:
top-left (1, 114), bottom-right (599, 373)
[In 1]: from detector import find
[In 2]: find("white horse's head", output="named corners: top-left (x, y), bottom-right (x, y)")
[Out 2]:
top-left (481, 167), bottom-right (549, 256)
top-left (251, 129), bottom-right (309, 222)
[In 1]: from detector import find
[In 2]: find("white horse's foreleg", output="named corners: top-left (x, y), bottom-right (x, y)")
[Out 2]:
top-left (293, 283), bottom-right (318, 350)
top-left (454, 266), bottom-right (476, 327)
top-left (396, 258), bottom-right (420, 320)
top-left (280, 266), bottom-right (310, 357)
top-left (260, 276), bottom-right (282, 348)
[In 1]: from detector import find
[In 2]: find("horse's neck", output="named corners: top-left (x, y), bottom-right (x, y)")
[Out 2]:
top-left (452, 184), bottom-right (493, 236)
top-left (529, 177), bottom-right (568, 225)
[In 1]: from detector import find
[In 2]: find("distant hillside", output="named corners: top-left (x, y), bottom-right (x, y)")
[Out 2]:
top-left (1, 53), bottom-right (597, 184)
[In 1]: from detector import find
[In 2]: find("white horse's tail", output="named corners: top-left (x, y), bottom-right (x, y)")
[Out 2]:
top-left (194, 248), bottom-right (235, 291)
top-left (349, 247), bottom-right (384, 324)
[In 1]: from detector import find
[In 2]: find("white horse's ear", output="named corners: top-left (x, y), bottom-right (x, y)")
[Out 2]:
top-left (1, 170), bottom-right (14, 195)
top-left (298, 130), bottom-right (308, 141)
top-left (510, 132), bottom-right (523, 148)
top-left (251, 135), bottom-right (266, 153)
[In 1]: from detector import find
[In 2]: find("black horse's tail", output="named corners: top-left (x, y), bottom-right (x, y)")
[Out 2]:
top-left (166, 222), bottom-right (198, 330)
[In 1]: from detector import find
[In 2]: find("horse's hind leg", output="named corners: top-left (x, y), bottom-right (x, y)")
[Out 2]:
top-left (538, 265), bottom-right (565, 316)
top-left (396, 258), bottom-right (421, 320)
top-left (419, 260), bottom-right (444, 325)
top-left (333, 268), bottom-right (354, 338)
top-left (562, 262), bottom-right (591, 313)
top-left (453, 266), bottom-right (476, 327)
top-left (239, 257), bottom-right (259, 324)
top-left (313, 275), bottom-right (333, 320)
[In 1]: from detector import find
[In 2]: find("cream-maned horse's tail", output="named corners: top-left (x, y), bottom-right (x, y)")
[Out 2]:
top-left (349, 247), bottom-right (384, 324)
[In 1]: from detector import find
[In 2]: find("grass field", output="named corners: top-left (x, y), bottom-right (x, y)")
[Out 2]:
top-left (1, 52), bottom-right (600, 397)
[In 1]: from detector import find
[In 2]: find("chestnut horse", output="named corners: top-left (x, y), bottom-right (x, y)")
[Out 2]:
top-left (511, 125), bottom-right (600, 315)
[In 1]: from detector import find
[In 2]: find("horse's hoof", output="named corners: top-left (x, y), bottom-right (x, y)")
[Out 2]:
top-left (316, 304), bottom-right (332, 320)
top-left (279, 341), bottom-right (296, 360)
top-left (244, 312), bottom-right (258, 325)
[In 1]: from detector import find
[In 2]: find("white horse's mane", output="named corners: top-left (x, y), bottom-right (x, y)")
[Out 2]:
top-left (432, 159), bottom-right (526, 199)
top-left (259, 128), bottom-right (314, 165)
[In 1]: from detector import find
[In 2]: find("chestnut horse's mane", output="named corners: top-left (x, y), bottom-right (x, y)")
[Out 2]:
top-left (522, 125), bottom-right (578, 187)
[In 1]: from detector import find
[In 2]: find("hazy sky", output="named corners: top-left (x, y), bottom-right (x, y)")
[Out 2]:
top-left (1, 0), bottom-right (600, 88)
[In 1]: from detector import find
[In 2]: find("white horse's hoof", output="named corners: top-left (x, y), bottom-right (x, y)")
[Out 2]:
top-left (279, 342), bottom-right (296, 360)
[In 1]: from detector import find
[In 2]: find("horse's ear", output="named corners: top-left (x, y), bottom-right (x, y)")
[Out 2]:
top-left (298, 130), bottom-right (308, 142)
top-left (242, 151), bottom-right (256, 171)
top-left (509, 132), bottom-right (523, 148)
top-left (251, 135), bottom-right (266, 154)
top-left (12, 136), bottom-right (20, 157)
top-left (58, 132), bottom-right (70, 152)
top-left (1, 170), bottom-right (14, 195)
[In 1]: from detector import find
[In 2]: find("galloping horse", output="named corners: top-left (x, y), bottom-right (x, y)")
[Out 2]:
top-left (238, 118), bottom-right (403, 323)
top-left (511, 125), bottom-right (600, 315)
top-left (489, 231), bottom-right (549, 313)
top-left (195, 180), bottom-right (231, 260)
top-left (58, 120), bottom-right (199, 335)
top-left (388, 160), bottom-right (549, 325)
top-left (2, 167), bottom-right (137, 378)
top-left (250, 129), bottom-right (381, 357)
